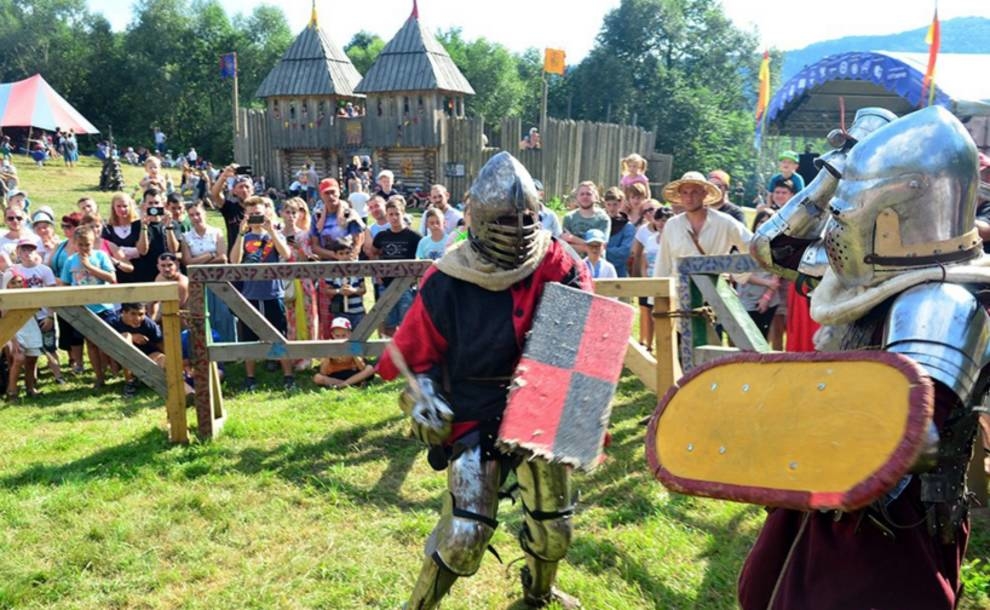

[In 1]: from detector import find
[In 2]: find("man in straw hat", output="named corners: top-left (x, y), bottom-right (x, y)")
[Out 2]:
top-left (651, 171), bottom-right (751, 281)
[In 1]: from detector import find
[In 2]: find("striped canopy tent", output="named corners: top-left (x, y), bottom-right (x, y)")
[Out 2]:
top-left (0, 74), bottom-right (99, 134)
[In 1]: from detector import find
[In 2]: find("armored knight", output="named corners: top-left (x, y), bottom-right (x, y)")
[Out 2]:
top-left (743, 105), bottom-right (987, 609)
top-left (377, 152), bottom-right (589, 609)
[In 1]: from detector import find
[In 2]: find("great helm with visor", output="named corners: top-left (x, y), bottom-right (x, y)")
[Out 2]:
top-left (467, 152), bottom-right (542, 269)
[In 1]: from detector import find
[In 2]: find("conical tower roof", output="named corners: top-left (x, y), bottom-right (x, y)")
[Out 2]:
top-left (255, 9), bottom-right (363, 99)
top-left (355, 2), bottom-right (474, 95)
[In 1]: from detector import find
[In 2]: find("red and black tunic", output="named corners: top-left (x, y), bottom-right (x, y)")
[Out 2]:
top-left (378, 239), bottom-right (592, 435)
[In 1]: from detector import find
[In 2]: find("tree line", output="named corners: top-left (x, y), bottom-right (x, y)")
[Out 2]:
top-left (0, 0), bottom-right (772, 180)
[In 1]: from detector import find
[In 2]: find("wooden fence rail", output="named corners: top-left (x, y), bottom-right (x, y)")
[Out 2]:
top-left (0, 283), bottom-right (188, 443)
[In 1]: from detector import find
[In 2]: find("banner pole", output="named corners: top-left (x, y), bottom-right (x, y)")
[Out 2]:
top-left (540, 74), bottom-right (548, 135)
top-left (232, 52), bottom-right (240, 138)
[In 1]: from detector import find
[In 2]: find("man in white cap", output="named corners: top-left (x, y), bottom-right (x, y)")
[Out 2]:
top-left (652, 171), bottom-right (752, 281)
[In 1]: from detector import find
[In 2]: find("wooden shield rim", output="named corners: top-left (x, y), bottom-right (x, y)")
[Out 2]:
top-left (644, 351), bottom-right (934, 511)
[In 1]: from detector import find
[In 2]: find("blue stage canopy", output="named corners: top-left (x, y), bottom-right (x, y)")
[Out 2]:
top-left (764, 51), bottom-right (990, 137)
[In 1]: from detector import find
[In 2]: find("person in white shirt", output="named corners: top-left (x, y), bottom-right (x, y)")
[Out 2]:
top-left (418, 184), bottom-right (462, 236)
top-left (652, 171), bottom-right (752, 282)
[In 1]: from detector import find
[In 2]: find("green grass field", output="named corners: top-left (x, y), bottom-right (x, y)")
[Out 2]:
top-left (0, 158), bottom-right (987, 609)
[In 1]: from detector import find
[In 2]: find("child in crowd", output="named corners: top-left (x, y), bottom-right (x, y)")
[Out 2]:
top-left (325, 237), bottom-right (367, 330)
top-left (767, 150), bottom-right (805, 194)
top-left (113, 301), bottom-right (197, 400)
top-left (620, 153), bottom-right (650, 190)
top-left (113, 302), bottom-right (163, 397)
top-left (58, 225), bottom-right (117, 389)
top-left (415, 208), bottom-right (447, 261)
top-left (313, 317), bottom-right (375, 389)
top-left (2, 269), bottom-right (43, 400)
top-left (13, 239), bottom-right (62, 384)
top-left (582, 229), bottom-right (618, 279)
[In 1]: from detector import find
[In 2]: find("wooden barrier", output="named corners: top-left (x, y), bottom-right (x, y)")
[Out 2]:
top-left (593, 277), bottom-right (680, 395)
top-left (0, 283), bottom-right (188, 443)
top-left (186, 260), bottom-right (433, 440)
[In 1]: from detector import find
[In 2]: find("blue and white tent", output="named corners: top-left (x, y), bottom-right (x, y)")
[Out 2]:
top-left (763, 51), bottom-right (990, 137)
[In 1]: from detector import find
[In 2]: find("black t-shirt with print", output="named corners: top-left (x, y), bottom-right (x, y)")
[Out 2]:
top-left (373, 227), bottom-right (421, 287)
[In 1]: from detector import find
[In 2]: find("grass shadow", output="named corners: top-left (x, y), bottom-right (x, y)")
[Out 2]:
top-left (0, 428), bottom-right (168, 488)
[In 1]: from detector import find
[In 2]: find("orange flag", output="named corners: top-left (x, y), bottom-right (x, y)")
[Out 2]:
top-left (755, 50), bottom-right (770, 121)
top-left (544, 48), bottom-right (566, 76)
top-left (921, 8), bottom-right (940, 106)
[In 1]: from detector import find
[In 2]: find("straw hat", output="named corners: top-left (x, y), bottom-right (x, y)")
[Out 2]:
top-left (662, 171), bottom-right (721, 205)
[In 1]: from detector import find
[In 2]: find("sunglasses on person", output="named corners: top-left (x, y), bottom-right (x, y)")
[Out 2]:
top-left (6, 215), bottom-right (23, 221)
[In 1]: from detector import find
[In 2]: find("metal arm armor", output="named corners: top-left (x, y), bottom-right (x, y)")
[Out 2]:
top-left (882, 282), bottom-right (990, 404)
top-left (751, 107), bottom-right (898, 281)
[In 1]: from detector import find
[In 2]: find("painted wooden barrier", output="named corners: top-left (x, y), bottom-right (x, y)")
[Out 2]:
top-left (185, 260), bottom-right (433, 440)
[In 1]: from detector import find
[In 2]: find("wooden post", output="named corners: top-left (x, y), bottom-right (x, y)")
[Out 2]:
top-left (652, 278), bottom-right (681, 394)
top-left (187, 279), bottom-right (216, 439)
top-left (540, 75), bottom-right (548, 136)
top-left (160, 299), bottom-right (188, 444)
top-left (969, 438), bottom-right (988, 506)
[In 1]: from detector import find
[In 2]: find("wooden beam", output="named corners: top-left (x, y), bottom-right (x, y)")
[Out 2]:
top-left (694, 345), bottom-right (744, 366)
top-left (691, 274), bottom-right (770, 353)
top-left (208, 361), bottom-right (225, 434)
top-left (593, 277), bottom-right (672, 299)
top-left (160, 299), bottom-right (188, 444)
top-left (0, 309), bottom-right (38, 347)
top-left (0, 282), bottom-right (177, 310)
top-left (56, 307), bottom-right (167, 397)
top-left (210, 282), bottom-right (283, 343)
top-left (208, 339), bottom-right (388, 362)
top-left (622, 338), bottom-right (658, 394)
top-left (351, 277), bottom-right (418, 342)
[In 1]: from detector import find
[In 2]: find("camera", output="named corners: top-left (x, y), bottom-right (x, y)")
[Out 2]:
top-left (147, 206), bottom-right (165, 217)
top-left (235, 165), bottom-right (253, 176)
top-left (247, 214), bottom-right (266, 225)
top-left (285, 234), bottom-right (295, 244)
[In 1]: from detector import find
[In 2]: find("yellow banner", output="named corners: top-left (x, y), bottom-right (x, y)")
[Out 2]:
top-left (544, 48), bottom-right (566, 76)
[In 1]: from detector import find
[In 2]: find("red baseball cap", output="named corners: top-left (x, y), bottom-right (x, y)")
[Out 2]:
top-left (319, 178), bottom-right (339, 194)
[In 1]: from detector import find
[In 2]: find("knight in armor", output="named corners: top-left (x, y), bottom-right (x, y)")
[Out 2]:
top-left (377, 152), bottom-right (589, 609)
top-left (744, 105), bottom-right (987, 609)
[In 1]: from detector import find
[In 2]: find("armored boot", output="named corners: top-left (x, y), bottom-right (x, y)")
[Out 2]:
top-left (405, 555), bottom-right (459, 610)
top-left (520, 556), bottom-right (581, 609)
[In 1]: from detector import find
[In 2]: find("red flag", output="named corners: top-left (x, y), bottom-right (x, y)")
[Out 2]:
top-left (921, 9), bottom-right (940, 106)
top-left (755, 50), bottom-right (770, 122)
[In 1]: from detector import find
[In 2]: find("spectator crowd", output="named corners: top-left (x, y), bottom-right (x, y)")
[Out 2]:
top-left (7, 145), bottom-right (978, 405)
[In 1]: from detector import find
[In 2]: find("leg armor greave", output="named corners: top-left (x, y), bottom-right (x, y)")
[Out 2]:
top-left (429, 444), bottom-right (503, 575)
top-left (406, 445), bottom-right (503, 610)
top-left (516, 458), bottom-right (575, 602)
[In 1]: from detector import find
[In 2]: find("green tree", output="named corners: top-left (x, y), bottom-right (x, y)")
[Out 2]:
top-left (560, 0), bottom-right (762, 177)
top-left (436, 28), bottom-right (527, 123)
top-left (234, 4), bottom-right (293, 109)
top-left (344, 31), bottom-right (384, 75)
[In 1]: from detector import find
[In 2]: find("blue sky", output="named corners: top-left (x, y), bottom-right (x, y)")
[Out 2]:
top-left (85, 0), bottom-right (990, 62)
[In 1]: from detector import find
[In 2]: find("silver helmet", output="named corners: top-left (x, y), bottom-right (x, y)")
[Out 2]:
top-left (824, 106), bottom-right (982, 289)
top-left (468, 151), bottom-right (542, 269)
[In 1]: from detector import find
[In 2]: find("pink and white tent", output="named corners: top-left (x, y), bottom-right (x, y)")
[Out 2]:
top-left (0, 74), bottom-right (99, 134)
